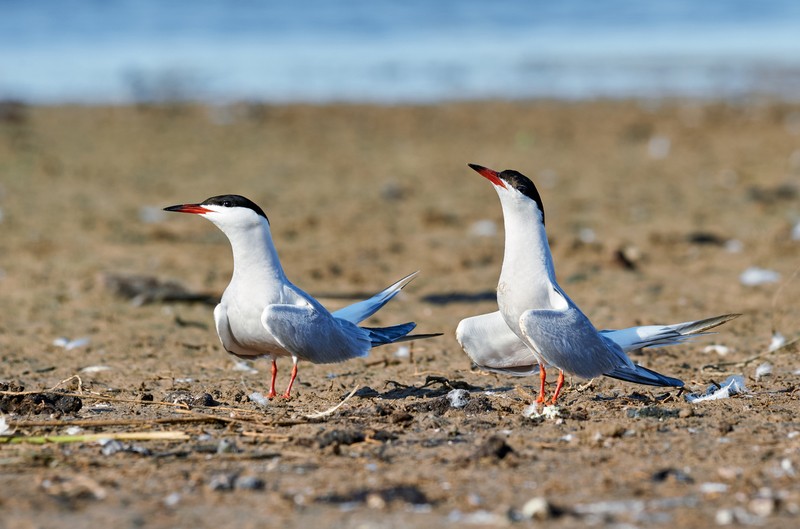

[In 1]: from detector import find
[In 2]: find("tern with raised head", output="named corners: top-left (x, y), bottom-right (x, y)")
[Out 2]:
top-left (456, 164), bottom-right (739, 405)
top-left (165, 194), bottom-right (438, 399)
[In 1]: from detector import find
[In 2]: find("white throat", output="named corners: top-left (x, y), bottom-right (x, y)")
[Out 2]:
top-left (212, 215), bottom-right (287, 286)
top-left (497, 193), bottom-right (562, 314)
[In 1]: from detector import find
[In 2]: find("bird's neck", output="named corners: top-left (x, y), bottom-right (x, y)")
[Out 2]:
top-left (498, 201), bottom-right (558, 305)
top-left (225, 220), bottom-right (287, 285)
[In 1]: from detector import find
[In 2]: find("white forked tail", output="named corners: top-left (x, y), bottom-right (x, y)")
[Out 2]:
top-left (600, 313), bottom-right (741, 354)
top-left (332, 271), bottom-right (419, 324)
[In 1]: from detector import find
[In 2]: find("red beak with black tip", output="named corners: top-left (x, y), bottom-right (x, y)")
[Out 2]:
top-left (468, 163), bottom-right (506, 188)
top-left (163, 204), bottom-right (212, 215)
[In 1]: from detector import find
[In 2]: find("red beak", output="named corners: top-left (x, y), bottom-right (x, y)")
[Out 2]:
top-left (468, 163), bottom-right (506, 188)
top-left (163, 203), bottom-right (212, 214)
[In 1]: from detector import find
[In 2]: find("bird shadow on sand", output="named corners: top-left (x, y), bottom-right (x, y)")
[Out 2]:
top-left (421, 291), bottom-right (496, 305)
top-left (354, 376), bottom-right (482, 400)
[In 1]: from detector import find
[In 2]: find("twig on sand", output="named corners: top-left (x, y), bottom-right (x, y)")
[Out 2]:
top-left (0, 430), bottom-right (188, 445)
top-left (305, 385), bottom-right (359, 419)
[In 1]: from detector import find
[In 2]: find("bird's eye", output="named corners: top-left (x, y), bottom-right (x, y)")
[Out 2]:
top-left (516, 185), bottom-right (527, 194)
top-left (223, 200), bottom-right (232, 207)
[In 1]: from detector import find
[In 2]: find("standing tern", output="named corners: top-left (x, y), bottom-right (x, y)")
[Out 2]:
top-left (456, 164), bottom-right (739, 405)
top-left (165, 194), bottom-right (438, 399)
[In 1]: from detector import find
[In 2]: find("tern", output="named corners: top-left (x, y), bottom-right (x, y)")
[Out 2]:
top-left (456, 164), bottom-right (739, 405)
top-left (165, 194), bottom-right (437, 399)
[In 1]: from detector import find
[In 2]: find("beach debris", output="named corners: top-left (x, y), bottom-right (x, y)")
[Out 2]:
top-left (103, 272), bottom-right (217, 306)
top-left (164, 492), bottom-right (181, 507)
top-left (235, 475), bottom-right (266, 490)
top-left (627, 406), bottom-right (681, 419)
top-left (614, 244), bottom-right (642, 270)
top-left (232, 360), bottom-right (258, 373)
top-left (755, 362), bottom-right (773, 381)
top-left (685, 375), bottom-right (746, 403)
top-left (41, 475), bottom-right (107, 501)
top-left (520, 497), bottom-right (557, 520)
top-left (449, 510), bottom-right (503, 524)
top-left (166, 391), bottom-right (218, 407)
top-left (686, 231), bottom-right (726, 246)
top-left (394, 345), bottom-right (410, 359)
top-left (699, 482), bottom-right (729, 495)
top-left (305, 385), bottom-right (359, 419)
top-left (647, 135), bottom-right (671, 159)
top-left (768, 331), bottom-right (786, 352)
top-left (471, 436), bottom-right (514, 461)
top-left (53, 337), bottom-right (90, 350)
top-left (317, 485), bottom-right (431, 509)
top-left (379, 181), bottom-right (409, 201)
top-left (80, 365), bottom-right (112, 374)
top-left (469, 219), bottom-right (498, 237)
top-left (703, 344), bottom-right (730, 356)
top-left (0, 416), bottom-right (11, 435)
top-left (578, 227), bottom-right (597, 244)
top-left (208, 473), bottom-right (237, 492)
top-left (2, 431), bottom-right (188, 445)
top-left (748, 183), bottom-right (798, 204)
top-left (0, 387), bottom-right (83, 416)
top-left (446, 389), bottom-right (470, 409)
top-left (248, 392), bottom-right (269, 407)
top-left (725, 239), bottom-right (744, 253)
top-left (792, 221), bottom-right (800, 241)
top-left (216, 438), bottom-right (238, 454)
top-left (316, 429), bottom-right (365, 449)
top-left (739, 267), bottom-right (781, 286)
top-left (523, 404), bottom-right (561, 420)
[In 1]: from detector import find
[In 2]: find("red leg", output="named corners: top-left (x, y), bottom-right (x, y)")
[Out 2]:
top-left (267, 359), bottom-right (278, 399)
top-left (536, 365), bottom-right (547, 403)
top-left (281, 359), bottom-right (298, 399)
top-left (550, 370), bottom-right (565, 405)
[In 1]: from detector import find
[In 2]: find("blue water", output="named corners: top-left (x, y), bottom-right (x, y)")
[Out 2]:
top-left (1, 0), bottom-right (799, 104)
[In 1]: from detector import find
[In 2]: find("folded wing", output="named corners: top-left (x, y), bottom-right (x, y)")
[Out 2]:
top-left (456, 311), bottom-right (539, 376)
top-left (261, 304), bottom-right (371, 364)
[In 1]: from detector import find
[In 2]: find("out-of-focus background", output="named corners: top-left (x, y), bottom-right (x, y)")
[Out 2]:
top-left (2, 0), bottom-right (800, 104)
top-left (2, 3), bottom-right (800, 529)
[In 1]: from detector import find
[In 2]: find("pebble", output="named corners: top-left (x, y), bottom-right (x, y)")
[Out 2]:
top-left (521, 497), bottom-right (554, 520)
top-left (446, 389), bottom-right (470, 409)
top-left (740, 267), bottom-right (780, 286)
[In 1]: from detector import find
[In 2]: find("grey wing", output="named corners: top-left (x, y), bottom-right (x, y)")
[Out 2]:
top-left (456, 311), bottom-right (539, 376)
top-left (261, 304), bottom-right (371, 364)
top-left (519, 307), bottom-right (630, 379)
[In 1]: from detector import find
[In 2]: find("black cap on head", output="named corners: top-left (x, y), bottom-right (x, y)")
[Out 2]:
top-left (498, 170), bottom-right (545, 225)
top-left (201, 194), bottom-right (269, 222)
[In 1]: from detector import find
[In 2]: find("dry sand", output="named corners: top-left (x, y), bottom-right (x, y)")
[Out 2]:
top-left (1, 100), bottom-right (799, 528)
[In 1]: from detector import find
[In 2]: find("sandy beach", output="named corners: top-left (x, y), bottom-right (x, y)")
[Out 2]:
top-left (1, 99), bottom-right (799, 527)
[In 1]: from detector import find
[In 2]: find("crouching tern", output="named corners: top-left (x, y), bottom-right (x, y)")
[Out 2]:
top-left (165, 194), bottom-right (438, 399)
top-left (456, 164), bottom-right (739, 405)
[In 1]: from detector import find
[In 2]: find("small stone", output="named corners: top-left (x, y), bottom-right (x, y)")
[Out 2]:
top-left (216, 438), bottom-right (238, 454)
top-left (749, 497), bottom-right (776, 517)
top-left (208, 473), bottom-right (236, 492)
top-left (715, 508), bottom-right (735, 525)
top-left (163, 492), bottom-right (181, 507)
top-left (235, 475), bottom-right (265, 490)
top-left (366, 492), bottom-right (387, 509)
top-left (521, 497), bottom-right (554, 520)
top-left (446, 389), bottom-right (469, 409)
top-left (678, 408), bottom-right (694, 418)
